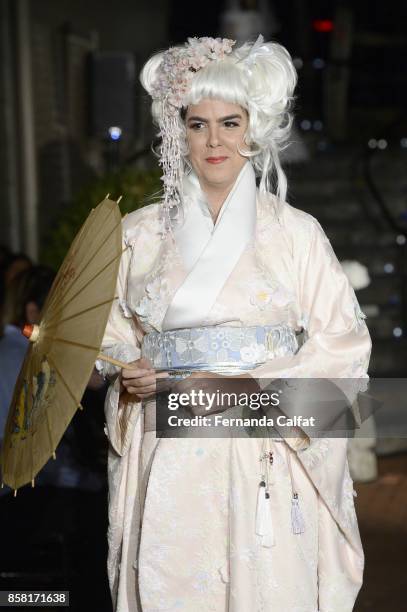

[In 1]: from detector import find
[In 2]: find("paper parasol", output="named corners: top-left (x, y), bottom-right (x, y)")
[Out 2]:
top-left (1, 196), bottom-right (128, 492)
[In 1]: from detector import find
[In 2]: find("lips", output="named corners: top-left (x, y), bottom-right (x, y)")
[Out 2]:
top-left (206, 156), bottom-right (228, 164)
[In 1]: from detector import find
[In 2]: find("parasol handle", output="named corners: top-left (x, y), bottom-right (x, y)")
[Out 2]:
top-left (97, 353), bottom-right (131, 369)
top-left (20, 333), bottom-right (145, 372)
top-left (96, 353), bottom-right (169, 378)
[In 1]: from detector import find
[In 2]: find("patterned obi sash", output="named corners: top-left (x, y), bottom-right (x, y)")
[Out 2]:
top-left (141, 324), bottom-right (300, 374)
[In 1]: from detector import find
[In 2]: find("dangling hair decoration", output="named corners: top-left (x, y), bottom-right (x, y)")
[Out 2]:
top-left (150, 37), bottom-right (236, 236)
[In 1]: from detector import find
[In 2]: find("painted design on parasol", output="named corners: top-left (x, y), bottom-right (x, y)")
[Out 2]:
top-left (0, 196), bottom-right (130, 494)
top-left (12, 355), bottom-right (56, 439)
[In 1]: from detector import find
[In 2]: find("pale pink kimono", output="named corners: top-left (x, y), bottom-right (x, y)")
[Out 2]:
top-left (100, 193), bottom-right (371, 612)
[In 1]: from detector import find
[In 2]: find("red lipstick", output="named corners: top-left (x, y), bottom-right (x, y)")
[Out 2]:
top-left (206, 156), bottom-right (228, 164)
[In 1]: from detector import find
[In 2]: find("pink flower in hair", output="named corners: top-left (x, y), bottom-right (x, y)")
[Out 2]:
top-left (151, 37), bottom-right (235, 114)
top-left (150, 37), bottom-right (235, 235)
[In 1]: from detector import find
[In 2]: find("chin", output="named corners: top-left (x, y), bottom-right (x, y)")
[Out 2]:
top-left (203, 165), bottom-right (234, 179)
top-left (204, 172), bottom-right (234, 186)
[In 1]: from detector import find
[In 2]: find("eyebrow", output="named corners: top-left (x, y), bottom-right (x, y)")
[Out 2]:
top-left (187, 114), bottom-right (243, 123)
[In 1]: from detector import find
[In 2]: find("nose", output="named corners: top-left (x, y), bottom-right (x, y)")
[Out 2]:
top-left (207, 125), bottom-right (220, 148)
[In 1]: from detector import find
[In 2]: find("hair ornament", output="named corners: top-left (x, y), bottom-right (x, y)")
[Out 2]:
top-left (150, 37), bottom-right (235, 235)
top-left (151, 37), bottom-right (235, 114)
top-left (239, 34), bottom-right (273, 75)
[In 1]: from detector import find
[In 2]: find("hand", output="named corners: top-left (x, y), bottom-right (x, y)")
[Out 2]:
top-left (120, 357), bottom-right (168, 401)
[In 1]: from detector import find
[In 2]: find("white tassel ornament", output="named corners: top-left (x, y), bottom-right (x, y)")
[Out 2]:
top-left (255, 482), bottom-right (275, 548)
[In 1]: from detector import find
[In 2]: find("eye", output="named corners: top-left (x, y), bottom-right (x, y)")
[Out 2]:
top-left (223, 120), bottom-right (240, 128)
top-left (189, 121), bottom-right (205, 131)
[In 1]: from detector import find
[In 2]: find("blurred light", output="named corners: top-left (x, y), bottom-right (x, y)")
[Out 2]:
top-left (400, 137), bottom-right (407, 148)
top-left (300, 119), bottom-right (312, 131)
top-left (396, 234), bottom-right (407, 245)
top-left (377, 139), bottom-right (387, 150)
top-left (293, 57), bottom-right (303, 69)
top-left (313, 120), bottom-right (323, 131)
top-left (108, 126), bottom-right (122, 141)
top-left (317, 140), bottom-right (328, 151)
top-left (368, 139), bottom-right (377, 149)
top-left (384, 262), bottom-right (394, 273)
top-left (313, 19), bottom-right (334, 33)
top-left (393, 327), bottom-right (403, 338)
top-left (312, 58), bottom-right (326, 69)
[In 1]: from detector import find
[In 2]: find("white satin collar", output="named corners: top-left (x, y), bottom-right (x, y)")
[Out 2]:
top-left (163, 162), bottom-right (257, 330)
top-left (174, 161), bottom-right (256, 273)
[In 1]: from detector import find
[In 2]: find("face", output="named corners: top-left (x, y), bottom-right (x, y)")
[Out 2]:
top-left (185, 98), bottom-right (249, 192)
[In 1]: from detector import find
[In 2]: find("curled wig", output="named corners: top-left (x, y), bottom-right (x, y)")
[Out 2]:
top-left (140, 38), bottom-right (297, 206)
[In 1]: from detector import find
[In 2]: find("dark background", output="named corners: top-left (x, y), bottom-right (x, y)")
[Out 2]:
top-left (0, 1), bottom-right (406, 610)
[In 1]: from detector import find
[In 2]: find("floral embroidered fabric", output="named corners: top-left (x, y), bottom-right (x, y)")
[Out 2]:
top-left (141, 323), bottom-right (299, 372)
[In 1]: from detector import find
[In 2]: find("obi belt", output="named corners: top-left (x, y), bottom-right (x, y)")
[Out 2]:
top-left (141, 324), bottom-right (301, 374)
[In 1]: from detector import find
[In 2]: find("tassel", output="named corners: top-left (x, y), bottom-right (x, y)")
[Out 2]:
top-left (291, 493), bottom-right (305, 534)
top-left (255, 482), bottom-right (275, 547)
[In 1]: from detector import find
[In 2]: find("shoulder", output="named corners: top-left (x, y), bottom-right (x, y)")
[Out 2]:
top-left (280, 201), bottom-right (323, 235)
top-left (260, 192), bottom-right (327, 247)
top-left (122, 202), bottom-right (160, 230)
top-left (281, 203), bottom-right (334, 270)
top-left (122, 203), bottom-right (161, 246)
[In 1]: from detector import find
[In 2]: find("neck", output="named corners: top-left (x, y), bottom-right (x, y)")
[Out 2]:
top-left (201, 181), bottom-right (235, 222)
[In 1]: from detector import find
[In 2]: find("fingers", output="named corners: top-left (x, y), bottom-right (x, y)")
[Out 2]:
top-left (122, 367), bottom-right (154, 380)
top-left (122, 372), bottom-right (155, 391)
top-left (121, 364), bottom-right (169, 399)
top-left (126, 383), bottom-right (156, 398)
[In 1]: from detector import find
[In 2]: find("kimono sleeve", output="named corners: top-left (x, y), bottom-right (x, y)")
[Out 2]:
top-left (98, 233), bottom-right (142, 457)
top-left (249, 219), bottom-right (372, 448)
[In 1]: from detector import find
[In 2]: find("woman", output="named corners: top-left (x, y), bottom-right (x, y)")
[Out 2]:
top-left (99, 36), bottom-right (371, 612)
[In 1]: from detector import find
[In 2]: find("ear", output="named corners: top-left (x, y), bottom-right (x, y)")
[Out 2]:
top-left (25, 301), bottom-right (40, 325)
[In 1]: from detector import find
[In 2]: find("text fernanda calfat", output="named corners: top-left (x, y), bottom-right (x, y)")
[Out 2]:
top-left (167, 415), bottom-right (316, 428)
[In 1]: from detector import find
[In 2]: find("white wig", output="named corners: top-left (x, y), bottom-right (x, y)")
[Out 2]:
top-left (141, 38), bottom-right (297, 206)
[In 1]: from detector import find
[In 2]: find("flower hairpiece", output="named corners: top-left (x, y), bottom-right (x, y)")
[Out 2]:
top-left (152, 37), bottom-right (235, 114)
top-left (150, 37), bottom-right (235, 235)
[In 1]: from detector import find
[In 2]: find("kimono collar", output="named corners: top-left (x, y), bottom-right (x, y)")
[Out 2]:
top-left (174, 161), bottom-right (256, 273)
top-left (162, 161), bottom-right (257, 330)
